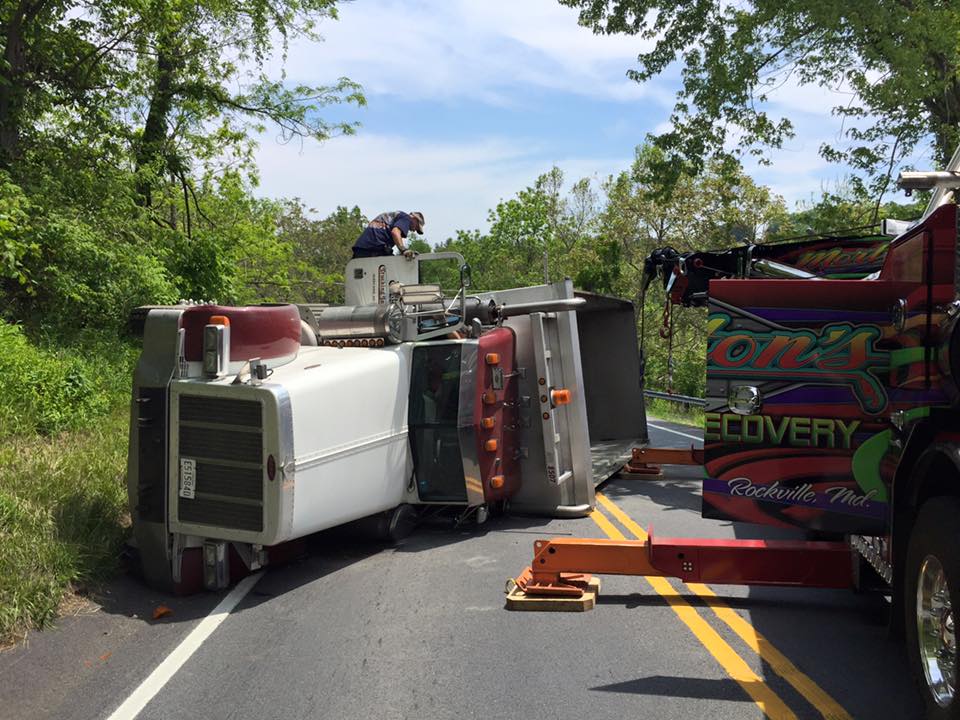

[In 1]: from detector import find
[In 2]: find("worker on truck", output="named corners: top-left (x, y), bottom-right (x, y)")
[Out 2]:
top-left (351, 211), bottom-right (425, 259)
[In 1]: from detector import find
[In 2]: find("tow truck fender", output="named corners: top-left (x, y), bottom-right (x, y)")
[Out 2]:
top-left (889, 416), bottom-right (960, 630)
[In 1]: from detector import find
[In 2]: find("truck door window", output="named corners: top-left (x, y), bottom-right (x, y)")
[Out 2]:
top-left (409, 345), bottom-right (466, 502)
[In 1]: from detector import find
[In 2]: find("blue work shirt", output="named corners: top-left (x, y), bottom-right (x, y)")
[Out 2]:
top-left (352, 211), bottom-right (413, 254)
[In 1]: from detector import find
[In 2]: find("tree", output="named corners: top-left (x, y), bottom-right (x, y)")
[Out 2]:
top-left (0, 0), bottom-right (131, 169)
top-left (560, 0), bottom-right (960, 195)
top-left (598, 145), bottom-right (787, 395)
top-left (285, 203), bottom-right (366, 303)
top-left (0, 0), bottom-right (366, 333)
top-left (769, 187), bottom-right (927, 240)
top-left (127, 0), bottom-right (365, 208)
top-left (439, 167), bottom-right (606, 291)
top-left (0, 1), bottom-right (364, 203)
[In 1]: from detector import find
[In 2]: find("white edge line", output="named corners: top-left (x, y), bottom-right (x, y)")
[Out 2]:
top-left (104, 572), bottom-right (263, 720)
top-left (647, 421), bottom-right (704, 444)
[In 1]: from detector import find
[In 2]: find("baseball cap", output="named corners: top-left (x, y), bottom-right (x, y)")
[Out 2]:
top-left (410, 211), bottom-right (425, 233)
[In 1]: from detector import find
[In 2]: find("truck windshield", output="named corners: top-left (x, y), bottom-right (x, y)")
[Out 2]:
top-left (408, 345), bottom-right (466, 502)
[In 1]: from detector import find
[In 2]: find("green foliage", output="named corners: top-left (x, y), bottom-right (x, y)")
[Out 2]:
top-left (439, 166), bottom-right (611, 291)
top-left (1, 158), bottom-right (367, 333)
top-left (645, 397), bottom-right (704, 429)
top-left (0, 168), bottom-right (179, 334)
top-left (0, 174), bottom-right (37, 287)
top-left (0, 322), bottom-right (136, 436)
top-left (1, 0), bottom-right (364, 336)
top-left (574, 238), bottom-right (621, 294)
top-left (561, 0), bottom-right (960, 193)
top-left (33, 215), bottom-right (177, 327)
top-left (286, 203), bottom-right (367, 303)
top-left (123, 0), bottom-right (365, 205)
top-left (769, 187), bottom-right (928, 239)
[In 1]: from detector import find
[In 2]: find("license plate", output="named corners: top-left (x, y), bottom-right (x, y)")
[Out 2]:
top-left (179, 458), bottom-right (197, 499)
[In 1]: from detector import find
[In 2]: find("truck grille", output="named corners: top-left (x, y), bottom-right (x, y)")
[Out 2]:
top-left (177, 396), bottom-right (264, 533)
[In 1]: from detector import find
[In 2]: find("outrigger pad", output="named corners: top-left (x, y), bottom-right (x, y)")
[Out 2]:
top-left (504, 575), bottom-right (601, 612)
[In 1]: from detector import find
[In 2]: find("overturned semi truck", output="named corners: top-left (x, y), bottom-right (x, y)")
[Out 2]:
top-left (126, 252), bottom-right (647, 593)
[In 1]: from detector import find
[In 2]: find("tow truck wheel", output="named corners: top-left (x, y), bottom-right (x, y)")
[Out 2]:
top-left (906, 497), bottom-right (960, 719)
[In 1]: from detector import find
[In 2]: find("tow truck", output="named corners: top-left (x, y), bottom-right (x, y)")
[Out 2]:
top-left (506, 149), bottom-right (960, 719)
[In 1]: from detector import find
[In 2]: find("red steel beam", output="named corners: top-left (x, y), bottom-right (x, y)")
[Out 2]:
top-left (515, 533), bottom-right (852, 597)
top-left (649, 535), bottom-right (852, 588)
top-left (623, 445), bottom-right (704, 475)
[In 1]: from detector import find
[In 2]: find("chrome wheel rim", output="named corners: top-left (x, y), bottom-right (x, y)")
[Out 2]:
top-left (917, 555), bottom-right (956, 707)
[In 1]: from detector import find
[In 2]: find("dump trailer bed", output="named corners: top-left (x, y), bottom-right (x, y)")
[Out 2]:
top-left (590, 438), bottom-right (643, 485)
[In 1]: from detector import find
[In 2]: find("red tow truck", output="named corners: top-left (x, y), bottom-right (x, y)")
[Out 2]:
top-left (508, 153), bottom-right (960, 719)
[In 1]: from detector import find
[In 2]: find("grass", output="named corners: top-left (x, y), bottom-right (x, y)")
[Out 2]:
top-left (0, 325), bottom-right (136, 645)
top-left (645, 397), bottom-right (704, 429)
top-left (0, 404), bottom-right (130, 644)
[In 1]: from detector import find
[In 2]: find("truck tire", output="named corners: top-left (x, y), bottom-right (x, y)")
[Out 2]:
top-left (905, 497), bottom-right (960, 719)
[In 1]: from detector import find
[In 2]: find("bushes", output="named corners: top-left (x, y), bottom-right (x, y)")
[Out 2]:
top-left (14, 213), bottom-right (177, 335)
top-left (1, 173), bottom-right (179, 336)
top-left (0, 174), bottom-right (37, 288)
top-left (639, 300), bottom-right (708, 398)
top-left (0, 322), bottom-right (136, 437)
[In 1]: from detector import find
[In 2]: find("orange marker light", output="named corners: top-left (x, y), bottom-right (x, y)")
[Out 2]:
top-left (551, 388), bottom-right (572, 406)
top-left (490, 475), bottom-right (505, 489)
top-left (485, 353), bottom-right (500, 365)
top-left (208, 314), bottom-right (230, 326)
top-left (482, 391), bottom-right (497, 405)
top-left (484, 439), bottom-right (498, 452)
top-left (481, 417), bottom-right (496, 430)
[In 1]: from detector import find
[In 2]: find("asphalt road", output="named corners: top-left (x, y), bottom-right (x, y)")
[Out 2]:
top-left (1, 420), bottom-right (924, 720)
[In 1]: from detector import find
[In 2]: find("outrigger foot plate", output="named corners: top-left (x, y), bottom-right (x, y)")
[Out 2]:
top-left (504, 568), bottom-right (601, 612)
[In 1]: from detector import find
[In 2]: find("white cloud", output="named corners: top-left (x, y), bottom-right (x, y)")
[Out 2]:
top-left (253, 132), bottom-right (628, 243)
top-left (249, 0), bottom-right (931, 231)
top-left (271, 0), bottom-right (667, 105)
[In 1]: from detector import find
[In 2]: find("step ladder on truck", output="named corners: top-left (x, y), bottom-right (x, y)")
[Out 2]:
top-left (506, 148), bottom-right (960, 720)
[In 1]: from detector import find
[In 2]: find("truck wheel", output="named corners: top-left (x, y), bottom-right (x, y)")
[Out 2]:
top-left (905, 497), bottom-right (960, 719)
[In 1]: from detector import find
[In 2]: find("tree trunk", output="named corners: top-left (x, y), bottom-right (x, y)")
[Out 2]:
top-left (135, 41), bottom-right (177, 206)
top-left (0, 1), bottom-right (38, 169)
top-left (935, 81), bottom-right (960, 165)
top-left (926, 88), bottom-right (960, 166)
top-left (923, 52), bottom-right (960, 166)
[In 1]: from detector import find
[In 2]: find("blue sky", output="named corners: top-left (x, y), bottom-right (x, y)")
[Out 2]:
top-left (253, 0), bottom-right (895, 244)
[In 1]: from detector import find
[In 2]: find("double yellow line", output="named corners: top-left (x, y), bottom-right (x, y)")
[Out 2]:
top-left (591, 491), bottom-right (851, 720)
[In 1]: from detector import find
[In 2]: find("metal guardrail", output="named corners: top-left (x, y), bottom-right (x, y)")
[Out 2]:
top-left (643, 389), bottom-right (706, 407)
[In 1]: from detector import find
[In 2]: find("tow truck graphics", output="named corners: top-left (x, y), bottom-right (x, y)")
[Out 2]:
top-left (707, 310), bottom-right (888, 414)
top-left (795, 240), bottom-right (891, 275)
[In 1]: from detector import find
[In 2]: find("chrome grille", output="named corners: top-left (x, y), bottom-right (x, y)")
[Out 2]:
top-left (177, 396), bottom-right (264, 532)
